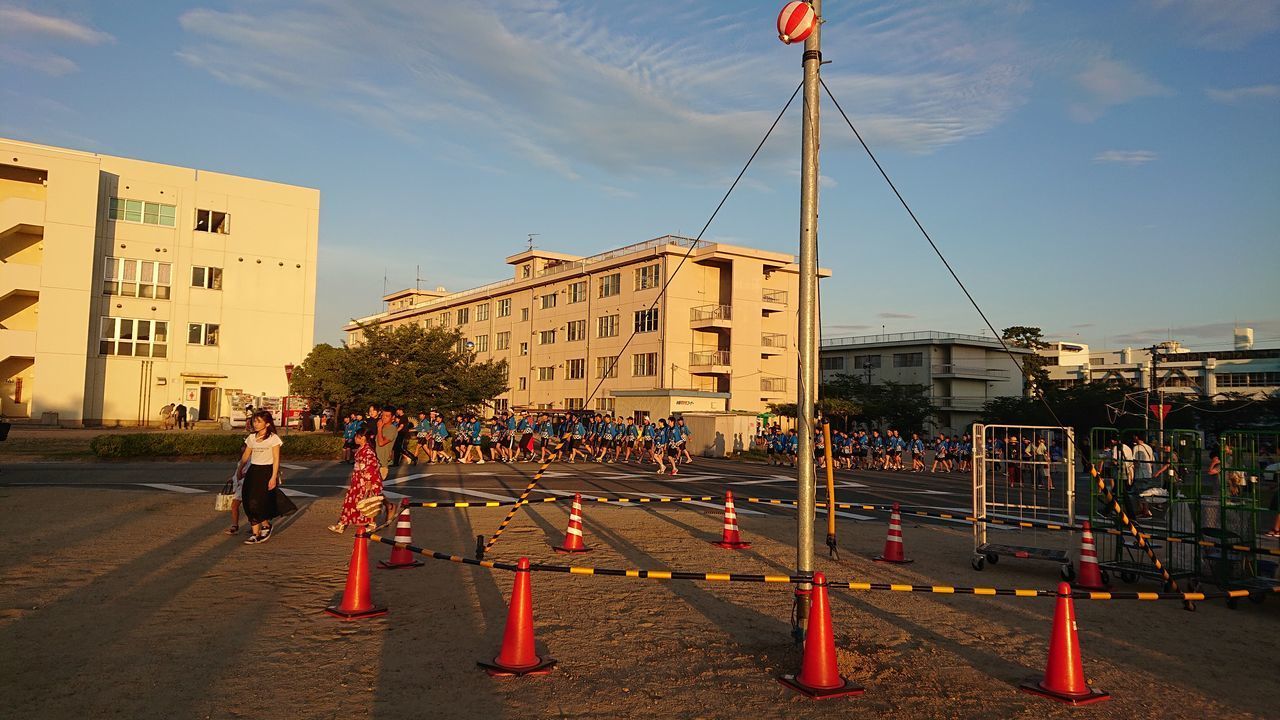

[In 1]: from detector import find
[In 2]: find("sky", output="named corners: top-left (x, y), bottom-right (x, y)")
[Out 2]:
top-left (2, 0), bottom-right (1277, 351)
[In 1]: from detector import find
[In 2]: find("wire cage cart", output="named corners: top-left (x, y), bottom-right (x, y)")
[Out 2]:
top-left (1088, 427), bottom-right (1201, 590)
top-left (971, 424), bottom-right (1075, 576)
top-left (1200, 430), bottom-right (1280, 607)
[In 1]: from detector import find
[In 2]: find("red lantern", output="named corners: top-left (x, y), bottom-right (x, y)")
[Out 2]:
top-left (777, 1), bottom-right (816, 45)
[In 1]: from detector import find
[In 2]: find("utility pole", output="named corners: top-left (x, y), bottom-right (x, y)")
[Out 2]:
top-left (795, 0), bottom-right (823, 639)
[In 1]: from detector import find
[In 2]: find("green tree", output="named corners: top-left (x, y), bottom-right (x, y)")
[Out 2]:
top-left (819, 374), bottom-right (934, 431)
top-left (1001, 325), bottom-right (1051, 397)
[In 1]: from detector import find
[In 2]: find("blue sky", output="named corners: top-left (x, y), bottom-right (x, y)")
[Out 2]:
top-left (2, 0), bottom-right (1277, 350)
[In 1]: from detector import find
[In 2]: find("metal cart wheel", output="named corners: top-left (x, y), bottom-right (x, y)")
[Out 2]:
top-left (1227, 597), bottom-right (1239, 610)
top-left (1060, 563), bottom-right (1076, 582)
top-left (1248, 592), bottom-right (1265, 605)
top-left (984, 552), bottom-right (999, 565)
top-left (971, 555), bottom-right (985, 571)
top-left (1120, 570), bottom-right (1139, 584)
top-left (1100, 569), bottom-right (1110, 585)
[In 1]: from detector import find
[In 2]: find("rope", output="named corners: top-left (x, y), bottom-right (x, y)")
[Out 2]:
top-left (411, 495), bottom-right (717, 508)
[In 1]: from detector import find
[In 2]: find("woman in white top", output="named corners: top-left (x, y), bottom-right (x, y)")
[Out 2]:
top-left (234, 410), bottom-right (295, 544)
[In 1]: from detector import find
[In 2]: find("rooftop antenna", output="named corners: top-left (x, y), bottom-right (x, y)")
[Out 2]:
top-left (382, 267), bottom-right (388, 296)
top-left (526, 233), bottom-right (540, 251)
top-left (415, 264), bottom-right (421, 291)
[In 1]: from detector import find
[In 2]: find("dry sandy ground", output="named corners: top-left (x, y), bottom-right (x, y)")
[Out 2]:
top-left (0, 486), bottom-right (1275, 720)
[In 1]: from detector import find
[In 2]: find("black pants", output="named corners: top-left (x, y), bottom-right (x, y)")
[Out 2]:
top-left (241, 465), bottom-right (296, 524)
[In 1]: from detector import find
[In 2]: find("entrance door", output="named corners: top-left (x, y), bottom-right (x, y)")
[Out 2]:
top-left (199, 387), bottom-right (219, 421)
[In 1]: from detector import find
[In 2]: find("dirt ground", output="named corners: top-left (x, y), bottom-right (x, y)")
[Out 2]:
top-left (0, 487), bottom-right (1275, 720)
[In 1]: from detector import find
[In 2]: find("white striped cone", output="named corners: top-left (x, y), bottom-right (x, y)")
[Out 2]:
top-left (379, 501), bottom-right (423, 569)
top-left (874, 502), bottom-right (912, 563)
top-left (713, 490), bottom-right (752, 549)
top-left (1073, 520), bottom-right (1108, 590)
top-left (554, 493), bottom-right (592, 553)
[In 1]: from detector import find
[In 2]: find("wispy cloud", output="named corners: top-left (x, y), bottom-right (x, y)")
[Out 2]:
top-left (1093, 149), bottom-right (1158, 166)
top-left (0, 45), bottom-right (78, 76)
top-left (1206, 84), bottom-right (1280, 103)
top-left (1110, 319), bottom-right (1280, 346)
top-left (1149, 0), bottom-right (1280, 50)
top-left (1070, 55), bottom-right (1171, 122)
top-left (0, 5), bottom-right (114, 44)
top-left (877, 312), bottom-right (916, 319)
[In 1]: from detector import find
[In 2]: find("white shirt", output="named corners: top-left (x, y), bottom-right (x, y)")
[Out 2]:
top-left (245, 433), bottom-right (283, 465)
top-left (1132, 442), bottom-right (1154, 479)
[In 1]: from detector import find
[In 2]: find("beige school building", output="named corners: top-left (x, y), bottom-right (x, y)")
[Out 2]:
top-left (345, 236), bottom-right (827, 421)
top-left (0, 138), bottom-right (318, 426)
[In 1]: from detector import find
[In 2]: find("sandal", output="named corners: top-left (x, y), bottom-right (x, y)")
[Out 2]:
top-left (327, 524), bottom-right (345, 535)
top-left (224, 525), bottom-right (239, 535)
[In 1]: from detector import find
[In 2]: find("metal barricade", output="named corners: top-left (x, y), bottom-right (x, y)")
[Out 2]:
top-left (1202, 429), bottom-right (1280, 606)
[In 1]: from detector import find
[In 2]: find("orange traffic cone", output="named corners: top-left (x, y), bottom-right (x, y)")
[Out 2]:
top-left (1020, 582), bottom-right (1110, 705)
top-left (778, 571), bottom-right (864, 699)
top-left (379, 500), bottom-right (425, 569)
top-left (873, 502), bottom-right (913, 564)
top-left (711, 490), bottom-right (752, 549)
top-left (325, 527), bottom-right (388, 619)
top-left (478, 557), bottom-right (557, 677)
top-left (552, 493), bottom-right (593, 554)
top-left (1072, 520), bottom-right (1108, 591)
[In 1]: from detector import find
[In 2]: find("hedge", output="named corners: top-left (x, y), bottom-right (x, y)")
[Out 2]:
top-left (90, 432), bottom-right (344, 459)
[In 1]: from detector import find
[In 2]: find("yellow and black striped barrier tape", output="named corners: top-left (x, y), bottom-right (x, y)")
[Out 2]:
top-left (411, 496), bottom-right (717, 509)
top-left (362, 533), bottom-right (1280, 602)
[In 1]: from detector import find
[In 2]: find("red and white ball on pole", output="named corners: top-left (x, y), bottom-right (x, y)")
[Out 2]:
top-left (777, 1), bottom-right (816, 45)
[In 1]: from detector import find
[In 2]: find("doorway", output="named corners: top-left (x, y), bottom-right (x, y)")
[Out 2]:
top-left (199, 386), bottom-right (219, 421)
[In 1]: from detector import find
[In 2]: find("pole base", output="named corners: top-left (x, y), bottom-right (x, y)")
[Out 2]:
top-left (324, 604), bottom-right (388, 620)
top-left (778, 674), bottom-right (865, 699)
top-left (552, 546), bottom-right (593, 554)
top-left (377, 559), bottom-right (425, 569)
top-left (873, 556), bottom-right (913, 564)
top-left (712, 541), bottom-right (752, 549)
top-left (1019, 680), bottom-right (1110, 706)
top-left (477, 657), bottom-right (557, 677)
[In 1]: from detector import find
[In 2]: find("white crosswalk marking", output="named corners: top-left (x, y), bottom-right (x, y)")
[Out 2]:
top-left (385, 473), bottom-right (432, 486)
top-left (728, 477), bottom-right (789, 486)
top-left (278, 487), bottom-right (316, 498)
top-left (137, 483), bottom-right (204, 494)
top-left (633, 492), bottom-right (766, 515)
top-left (381, 490), bottom-right (408, 500)
top-left (431, 487), bottom-right (520, 502)
top-left (280, 463), bottom-right (307, 470)
top-left (536, 488), bottom-right (640, 508)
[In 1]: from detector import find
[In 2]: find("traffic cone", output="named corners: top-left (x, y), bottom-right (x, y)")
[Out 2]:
top-left (1073, 520), bottom-right (1108, 591)
top-left (477, 557), bottom-right (557, 677)
top-left (778, 571), bottom-right (864, 699)
top-left (711, 490), bottom-right (752, 549)
top-left (1020, 582), bottom-right (1110, 706)
top-left (552, 493), bottom-right (593, 554)
top-left (379, 500), bottom-right (425, 569)
top-left (873, 502), bottom-right (913, 564)
top-left (325, 527), bottom-right (388, 620)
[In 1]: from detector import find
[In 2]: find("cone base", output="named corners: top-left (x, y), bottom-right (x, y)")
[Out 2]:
top-left (324, 604), bottom-right (388, 620)
top-left (552, 546), bottom-right (593, 554)
top-left (1019, 679), bottom-right (1110, 706)
top-left (1071, 580), bottom-right (1108, 591)
top-left (873, 555), bottom-right (913, 564)
top-left (712, 541), bottom-right (752, 549)
top-left (778, 674), bottom-right (865, 699)
top-left (478, 657), bottom-right (557, 677)
top-left (377, 559), bottom-right (425, 569)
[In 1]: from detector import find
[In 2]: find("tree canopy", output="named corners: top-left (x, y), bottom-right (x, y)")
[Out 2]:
top-left (289, 323), bottom-right (508, 415)
top-left (1001, 325), bottom-right (1050, 396)
top-left (768, 374), bottom-right (935, 431)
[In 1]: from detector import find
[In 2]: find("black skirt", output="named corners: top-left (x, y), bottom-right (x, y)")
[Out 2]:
top-left (241, 464), bottom-right (297, 524)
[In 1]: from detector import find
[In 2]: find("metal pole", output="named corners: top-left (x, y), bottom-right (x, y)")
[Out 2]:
top-left (795, 0), bottom-right (822, 637)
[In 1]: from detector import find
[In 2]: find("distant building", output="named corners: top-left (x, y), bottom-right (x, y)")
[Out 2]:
top-left (345, 235), bottom-right (830, 419)
top-left (1042, 340), bottom-right (1280, 399)
top-left (0, 138), bottom-right (319, 426)
top-left (818, 331), bottom-right (1028, 434)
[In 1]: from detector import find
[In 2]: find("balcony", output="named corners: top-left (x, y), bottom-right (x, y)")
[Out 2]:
top-left (932, 364), bottom-right (1010, 380)
top-left (760, 376), bottom-right (787, 396)
top-left (761, 288), bottom-right (787, 313)
top-left (690, 303), bottom-right (731, 330)
top-left (0, 328), bottom-right (36, 360)
top-left (0, 197), bottom-right (44, 241)
top-left (761, 332), bottom-right (787, 356)
top-left (932, 395), bottom-right (988, 412)
top-left (689, 350), bottom-right (731, 375)
top-left (0, 262), bottom-right (40, 300)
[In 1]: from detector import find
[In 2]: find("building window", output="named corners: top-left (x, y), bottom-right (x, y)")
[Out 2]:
top-left (194, 209), bottom-right (230, 234)
top-left (191, 266), bottom-right (223, 290)
top-left (540, 293), bottom-right (557, 310)
top-left (599, 273), bottom-right (621, 298)
top-left (632, 352), bottom-right (658, 377)
top-left (497, 298), bottom-right (511, 317)
top-left (475, 335), bottom-right (489, 352)
top-left (597, 314), bottom-right (619, 338)
top-left (634, 308), bottom-right (659, 333)
top-left (518, 376), bottom-right (527, 390)
top-left (893, 352), bottom-right (923, 368)
top-left (104, 257), bottom-right (171, 299)
top-left (820, 356), bottom-right (845, 371)
top-left (1218, 372), bottom-right (1280, 387)
top-left (188, 323), bottom-right (220, 346)
top-left (439, 312), bottom-right (451, 328)
top-left (496, 331), bottom-right (510, 350)
top-left (99, 317), bottom-right (168, 358)
top-left (596, 356), bottom-right (618, 379)
top-left (520, 307), bottom-right (529, 322)
top-left (522, 264), bottom-right (531, 278)
top-left (519, 342), bottom-right (529, 356)
top-left (537, 366), bottom-right (555, 381)
top-left (108, 197), bottom-right (176, 227)
top-left (456, 307), bottom-right (470, 325)
top-left (476, 303), bottom-right (490, 321)
top-left (565, 397), bottom-right (585, 410)
top-left (566, 319), bottom-right (586, 342)
top-left (854, 354), bottom-right (882, 369)
top-left (538, 330), bottom-right (556, 345)
top-left (566, 358), bottom-right (586, 380)
top-left (595, 397), bottom-right (616, 413)
top-left (569, 281), bottom-right (587, 304)
top-left (635, 264), bottom-right (660, 290)
top-left (493, 398), bottom-right (509, 413)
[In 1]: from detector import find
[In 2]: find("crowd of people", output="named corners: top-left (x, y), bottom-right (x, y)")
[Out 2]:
top-left (756, 426), bottom-right (977, 474)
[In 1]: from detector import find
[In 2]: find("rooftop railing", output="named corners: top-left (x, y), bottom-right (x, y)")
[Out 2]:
top-left (821, 330), bottom-right (996, 347)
